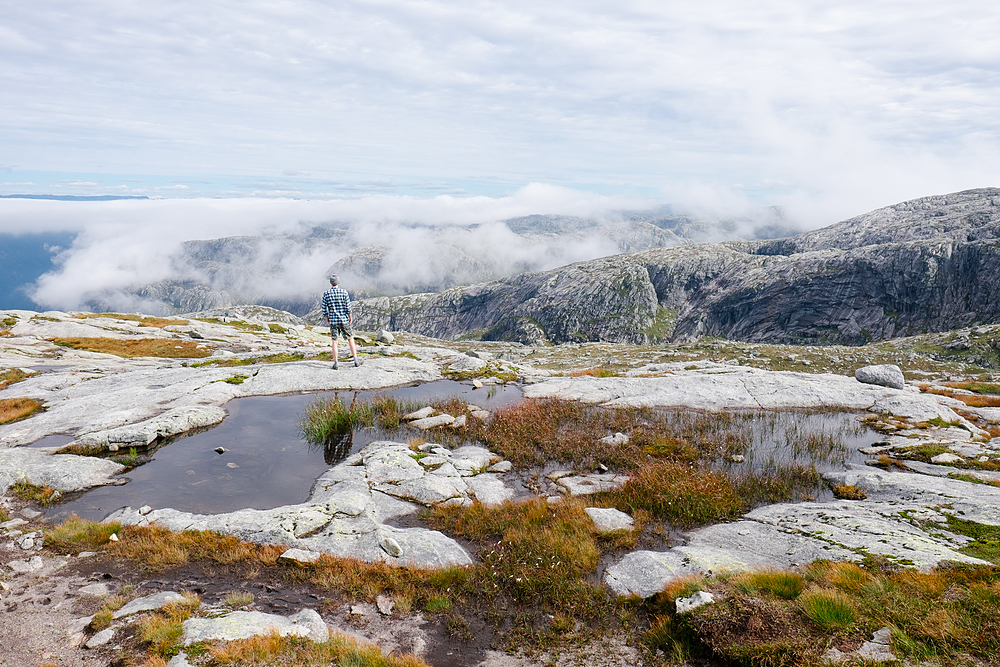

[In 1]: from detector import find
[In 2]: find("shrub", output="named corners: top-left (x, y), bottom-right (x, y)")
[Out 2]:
top-left (734, 571), bottom-right (806, 600)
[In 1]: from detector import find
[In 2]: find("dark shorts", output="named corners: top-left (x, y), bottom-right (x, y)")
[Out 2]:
top-left (330, 322), bottom-right (353, 340)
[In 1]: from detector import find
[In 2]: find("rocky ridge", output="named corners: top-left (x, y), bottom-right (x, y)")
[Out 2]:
top-left (349, 188), bottom-right (1000, 348)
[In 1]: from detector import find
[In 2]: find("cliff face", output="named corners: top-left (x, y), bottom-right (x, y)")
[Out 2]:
top-left (352, 189), bottom-right (1000, 346)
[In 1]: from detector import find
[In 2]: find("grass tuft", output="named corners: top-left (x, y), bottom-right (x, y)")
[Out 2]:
top-left (0, 397), bottom-right (42, 424)
top-left (832, 484), bottom-right (868, 500)
top-left (10, 479), bottom-right (59, 505)
top-left (733, 571), bottom-right (806, 600)
top-left (224, 591), bottom-right (254, 607)
top-left (799, 588), bottom-right (856, 631)
top-left (47, 515), bottom-right (122, 552)
top-left (0, 368), bottom-right (31, 390)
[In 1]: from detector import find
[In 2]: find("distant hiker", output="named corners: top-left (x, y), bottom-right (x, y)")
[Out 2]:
top-left (321, 274), bottom-right (362, 369)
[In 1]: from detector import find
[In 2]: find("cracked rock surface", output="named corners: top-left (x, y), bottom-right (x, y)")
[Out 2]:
top-left (107, 440), bottom-right (516, 568)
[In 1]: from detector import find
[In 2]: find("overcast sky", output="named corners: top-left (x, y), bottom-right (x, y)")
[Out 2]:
top-left (2, 1), bottom-right (999, 224)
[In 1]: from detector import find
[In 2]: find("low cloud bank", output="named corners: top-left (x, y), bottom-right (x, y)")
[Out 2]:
top-left (0, 185), bottom-right (797, 315)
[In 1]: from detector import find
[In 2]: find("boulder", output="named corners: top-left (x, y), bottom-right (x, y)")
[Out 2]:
top-left (855, 364), bottom-right (906, 390)
top-left (376, 329), bottom-right (394, 344)
top-left (114, 591), bottom-right (189, 618)
top-left (182, 609), bottom-right (328, 645)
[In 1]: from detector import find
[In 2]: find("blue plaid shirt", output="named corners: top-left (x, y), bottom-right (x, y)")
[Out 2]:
top-left (321, 287), bottom-right (352, 325)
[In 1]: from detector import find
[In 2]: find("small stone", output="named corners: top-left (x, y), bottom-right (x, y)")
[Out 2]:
top-left (451, 415), bottom-right (467, 428)
top-left (86, 627), bottom-right (115, 648)
top-left (379, 535), bottom-right (403, 558)
top-left (138, 505), bottom-right (152, 516)
top-left (376, 329), bottom-right (394, 344)
top-left (1, 518), bottom-right (28, 530)
top-left (599, 432), bottom-right (629, 446)
top-left (871, 627), bottom-right (892, 645)
top-left (980, 456), bottom-right (990, 462)
top-left (78, 583), bottom-right (111, 597)
top-left (471, 410), bottom-right (490, 420)
top-left (21, 508), bottom-right (42, 520)
top-left (403, 406), bottom-right (435, 421)
top-left (227, 462), bottom-right (239, 468)
top-left (0, 581), bottom-right (8, 591)
top-left (350, 605), bottom-right (367, 616)
top-left (77, 551), bottom-right (97, 558)
top-left (487, 460), bottom-right (512, 473)
top-left (278, 548), bottom-right (322, 564)
top-left (376, 595), bottom-right (395, 615)
top-left (676, 591), bottom-right (715, 614)
top-left (931, 453), bottom-right (964, 464)
top-left (19, 536), bottom-right (35, 550)
top-left (214, 447), bottom-right (227, 454)
top-left (108, 533), bottom-right (119, 542)
top-left (730, 454), bottom-right (745, 463)
top-left (412, 637), bottom-right (427, 655)
top-left (472, 379), bottom-right (484, 389)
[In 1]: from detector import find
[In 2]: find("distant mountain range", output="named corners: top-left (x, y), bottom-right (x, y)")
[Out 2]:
top-left (345, 188), bottom-right (1000, 347)
top-left (75, 206), bottom-right (794, 316)
top-left (0, 194), bottom-right (150, 201)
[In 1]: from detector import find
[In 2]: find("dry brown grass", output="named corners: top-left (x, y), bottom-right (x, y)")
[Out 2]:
top-left (50, 337), bottom-right (212, 358)
top-left (110, 524), bottom-right (286, 569)
top-left (47, 515), bottom-right (123, 552)
top-left (920, 384), bottom-right (1000, 408)
top-left (207, 631), bottom-right (429, 667)
top-left (0, 368), bottom-right (30, 390)
top-left (0, 397), bottom-right (42, 424)
top-left (73, 312), bottom-right (189, 328)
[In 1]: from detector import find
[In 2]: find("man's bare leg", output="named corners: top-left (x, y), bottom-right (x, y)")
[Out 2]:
top-left (332, 336), bottom-right (340, 369)
top-left (348, 336), bottom-right (361, 366)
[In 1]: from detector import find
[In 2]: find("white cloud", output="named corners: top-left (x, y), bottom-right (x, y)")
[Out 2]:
top-left (3, 185), bottom-right (650, 311)
top-left (0, 1), bottom-right (996, 222)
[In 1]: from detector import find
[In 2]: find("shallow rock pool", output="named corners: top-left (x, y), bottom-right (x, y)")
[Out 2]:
top-left (48, 380), bottom-right (522, 522)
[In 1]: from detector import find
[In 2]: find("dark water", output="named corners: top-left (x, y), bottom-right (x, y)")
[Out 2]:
top-left (49, 381), bottom-right (523, 522)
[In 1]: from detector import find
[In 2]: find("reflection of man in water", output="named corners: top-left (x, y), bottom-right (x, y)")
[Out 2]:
top-left (324, 429), bottom-right (353, 465)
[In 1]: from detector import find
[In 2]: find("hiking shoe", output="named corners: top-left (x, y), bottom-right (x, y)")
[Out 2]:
top-left (354, 358), bottom-right (363, 367)
top-left (332, 361), bottom-right (339, 370)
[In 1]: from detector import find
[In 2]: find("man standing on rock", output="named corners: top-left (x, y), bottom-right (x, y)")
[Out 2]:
top-left (321, 274), bottom-right (362, 370)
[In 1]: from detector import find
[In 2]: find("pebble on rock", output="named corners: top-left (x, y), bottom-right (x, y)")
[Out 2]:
top-left (379, 535), bottom-right (403, 558)
top-left (676, 591), bottom-right (715, 614)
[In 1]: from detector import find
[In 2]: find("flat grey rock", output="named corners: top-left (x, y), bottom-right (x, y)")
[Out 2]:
top-left (606, 468), bottom-right (999, 598)
top-left (556, 473), bottom-right (629, 495)
top-left (181, 609), bottom-right (328, 645)
top-left (410, 414), bottom-right (455, 430)
top-left (0, 448), bottom-right (124, 495)
top-left (585, 507), bottom-right (634, 532)
top-left (77, 583), bottom-right (110, 597)
top-left (855, 364), bottom-right (906, 390)
top-left (6, 556), bottom-right (44, 574)
top-left (403, 406), bottom-right (435, 420)
top-left (114, 591), bottom-right (189, 618)
top-left (85, 627), bottom-right (115, 648)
